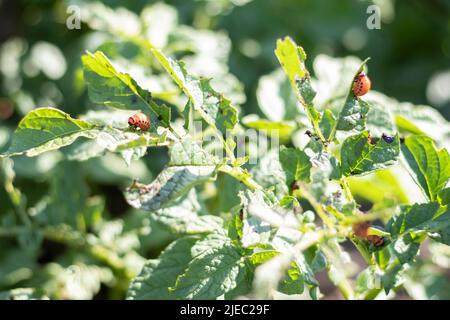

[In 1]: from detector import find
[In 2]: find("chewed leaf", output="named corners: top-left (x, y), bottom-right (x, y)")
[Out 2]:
top-left (336, 98), bottom-right (370, 131)
top-left (125, 165), bottom-right (217, 211)
top-left (279, 147), bottom-right (312, 186)
top-left (335, 58), bottom-right (371, 132)
top-left (387, 202), bottom-right (450, 238)
top-left (402, 135), bottom-right (450, 201)
top-left (275, 36), bottom-right (321, 124)
top-left (340, 131), bottom-right (400, 176)
top-left (151, 48), bottom-right (238, 134)
top-left (169, 135), bottom-right (219, 166)
top-left (3, 108), bottom-right (95, 157)
top-left (82, 51), bottom-right (171, 131)
top-left (125, 135), bottom-right (220, 211)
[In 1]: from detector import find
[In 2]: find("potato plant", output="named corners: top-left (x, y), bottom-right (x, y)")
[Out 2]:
top-left (1, 24), bottom-right (449, 299)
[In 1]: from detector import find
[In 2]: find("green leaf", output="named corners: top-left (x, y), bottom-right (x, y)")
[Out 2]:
top-left (402, 135), bottom-right (450, 201)
top-left (151, 190), bottom-right (224, 234)
top-left (126, 165), bottom-right (217, 211)
top-left (251, 150), bottom-right (289, 199)
top-left (168, 135), bottom-right (219, 166)
top-left (151, 48), bottom-right (238, 134)
top-left (127, 236), bottom-right (201, 300)
top-left (0, 249), bottom-right (36, 288)
top-left (335, 58), bottom-right (371, 132)
top-left (170, 233), bottom-right (252, 299)
top-left (64, 126), bottom-right (167, 163)
top-left (82, 51), bottom-right (171, 131)
top-left (249, 250), bottom-right (279, 265)
top-left (278, 261), bottom-right (305, 295)
top-left (279, 147), bottom-right (312, 186)
top-left (392, 101), bottom-right (450, 148)
top-left (376, 233), bottom-right (422, 294)
top-left (340, 131), bottom-right (400, 176)
top-left (365, 97), bottom-right (395, 137)
top-left (319, 109), bottom-right (336, 141)
top-left (377, 202), bottom-right (450, 293)
top-left (3, 108), bottom-right (95, 157)
top-left (336, 97), bottom-right (370, 131)
top-left (387, 202), bottom-right (450, 239)
top-left (438, 188), bottom-right (450, 206)
top-left (275, 37), bottom-right (321, 129)
top-left (403, 260), bottom-right (450, 300)
top-left (125, 137), bottom-right (218, 211)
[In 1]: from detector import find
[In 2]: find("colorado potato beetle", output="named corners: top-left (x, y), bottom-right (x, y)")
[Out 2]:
top-left (128, 113), bottom-right (150, 131)
top-left (352, 72), bottom-right (371, 97)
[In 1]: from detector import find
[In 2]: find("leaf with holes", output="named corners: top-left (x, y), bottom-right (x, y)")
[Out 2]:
top-left (340, 131), bottom-right (400, 176)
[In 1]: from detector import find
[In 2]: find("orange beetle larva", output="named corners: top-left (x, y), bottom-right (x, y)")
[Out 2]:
top-left (352, 72), bottom-right (371, 97)
top-left (128, 113), bottom-right (150, 131)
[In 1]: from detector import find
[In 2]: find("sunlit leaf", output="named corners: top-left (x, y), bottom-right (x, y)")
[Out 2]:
top-left (402, 135), bottom-right (450, 201)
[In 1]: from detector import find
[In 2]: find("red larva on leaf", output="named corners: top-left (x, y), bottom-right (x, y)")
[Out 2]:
top-left (128, 113), bottom-right (150, 131)
top-left (352, 72), bottom-right (371, 97)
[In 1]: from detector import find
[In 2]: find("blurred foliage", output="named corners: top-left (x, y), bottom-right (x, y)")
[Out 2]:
top-left (0, 0), bottom-right (449, 300)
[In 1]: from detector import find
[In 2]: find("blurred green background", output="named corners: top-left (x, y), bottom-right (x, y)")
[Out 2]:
top-left (1, 0), bottom-right (450, 300)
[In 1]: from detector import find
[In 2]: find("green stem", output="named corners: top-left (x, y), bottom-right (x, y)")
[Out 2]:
top-left (340, 177), bottom-right (354, 203)
top-left (335, 277), bottom-right (355, 300)
top-left (361, 288), bottom-right (382, 300)
top-left (351, 238), bottom-right (372, 265)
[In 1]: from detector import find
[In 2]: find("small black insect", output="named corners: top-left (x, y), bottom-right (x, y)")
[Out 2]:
top-left (400, 137), bottom-right (405, 144)
top-left (305, 130), bottom-right (313, 138)
top-left (381, 133), bottom-right (395, 144)
top-left (291, 180), bottom-right (300, 191)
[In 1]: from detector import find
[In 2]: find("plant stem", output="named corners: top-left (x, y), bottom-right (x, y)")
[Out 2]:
top-left (340, 177), bottom-right (354, 203)
top-left (350, 238), bottom-right (372, 265)
top-left (219, 165), bottom-right (263, 191)
top-left (299, 189), bottom-right (335, 229)
top-left (361, 288), bottom-right (382, 300)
